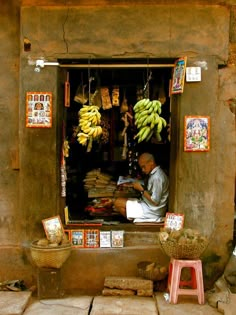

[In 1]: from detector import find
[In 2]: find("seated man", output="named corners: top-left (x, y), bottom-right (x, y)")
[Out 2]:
top-left (114, 152), bottom-right (169, 223)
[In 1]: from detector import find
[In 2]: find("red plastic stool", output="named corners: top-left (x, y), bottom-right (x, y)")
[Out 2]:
top-left (168, 258), bottom-right (205, 304)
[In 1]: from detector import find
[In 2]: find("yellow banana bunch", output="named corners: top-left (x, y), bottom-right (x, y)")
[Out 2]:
top-left (77, 132), bottom-right (89, 146)
top-left (133, 98), bottom-right (167, 143)
top-left (77, 105), bottom-right (103, 148)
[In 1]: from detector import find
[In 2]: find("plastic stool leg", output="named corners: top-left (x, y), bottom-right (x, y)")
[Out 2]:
top-left (169, 260), bottom-right (182, 304)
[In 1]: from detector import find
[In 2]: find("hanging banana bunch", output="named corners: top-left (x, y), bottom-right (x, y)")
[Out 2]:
top-left (77, 105), bottom-right (103, 151)
top-left (133, 98), bottom-right (167, 143)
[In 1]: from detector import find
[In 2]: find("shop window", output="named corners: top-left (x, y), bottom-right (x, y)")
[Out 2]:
top-left (61, 59), bottom-right (173, 223)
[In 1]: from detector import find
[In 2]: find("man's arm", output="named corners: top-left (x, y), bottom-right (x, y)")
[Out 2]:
top-left (132, 181), bottom-right (158, 206)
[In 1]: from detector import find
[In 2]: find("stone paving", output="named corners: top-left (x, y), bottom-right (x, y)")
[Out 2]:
top-left (24, 296), bottom-right (93, 315)
top-left (0, 291), bottom-right (32, 315)
top-left (1, 290), bottom-right (236, 315)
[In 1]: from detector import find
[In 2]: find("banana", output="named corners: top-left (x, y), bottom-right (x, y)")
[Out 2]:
top-left (141, 115), bottom-right (150, 127)
top-left (96, 126), bottom-right (103, 136)
top-left (138, 109), bottom-right (150, 117)
top-left (91, 115), bottom-right (98, 125)
top-left (154, 113), bottom-right (160, 125)
top-left (145, 129), bottom-right (154, 142)
top-left (79, 106), bottom-right (90, 113)
top-left (79, 120), bottom-right (91, 128)
top-left (160, 117), bottom-right (167, 128)
top-left (150, 115), bottom-right (157, 129)
top-left (152, 100), bottom-right (162, 114)
top-left (81, 126), bottom-right (92, 133)
top-left (87, 128), bottom-right (96, 137)
top-left (157, 119), bottom-right (163, 133)
top-left (134, 126), bottom-right (148, 140)
top-left (77, 132), bottom-right (89, 138)
top-left (145, 100), bottom-right (153, 111)
top-left (139, 126), bottom-right (151, 142)
top-left (137, 114), bottom-right (149, 126)
top-left (155, 132), bottom-right (162, 142)
top-left (133, 99), bottom-right (146, 112)
top-left (91, 127), bottom-right (97, 138)
top-left (148, 105), bottom-right (155, 114)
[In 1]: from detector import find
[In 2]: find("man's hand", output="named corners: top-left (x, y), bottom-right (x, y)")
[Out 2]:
top-left (133, 181), bottom-right (144, 192)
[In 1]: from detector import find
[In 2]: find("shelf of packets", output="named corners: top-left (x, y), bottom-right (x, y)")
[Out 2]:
top-left (65, 229), bottom-right (124, 248)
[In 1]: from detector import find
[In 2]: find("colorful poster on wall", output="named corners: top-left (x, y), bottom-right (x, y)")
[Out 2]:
top-left (26, 92), bottom-right (52, 128)
top-left (171, 57), bottom-right (187, 94)
top-left (184, 115), bottom-right (210, 152)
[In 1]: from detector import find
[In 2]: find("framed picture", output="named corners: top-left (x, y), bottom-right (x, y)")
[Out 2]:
top-left (184, 115), bottom-right (210, 152)
top-left (84, 229), bottom-right (100, 248)
top-left (111, 230), bottom-right (124, 248)
top-left (171, 56), bottom-right (187, 94)
top-left (100, 231), bottom-right (111, 248)
top-left (164, 212), bottom-right (184, 231)
top-left (42, 215), bottom-right (64, 241)
top-left (71, 230), bottom-right (84, 247)
top-left (26, 92), bottom-right (52, 128)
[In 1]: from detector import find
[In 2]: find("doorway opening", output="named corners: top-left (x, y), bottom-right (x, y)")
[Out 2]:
top-left (61, 58), bottom-right (173, 223)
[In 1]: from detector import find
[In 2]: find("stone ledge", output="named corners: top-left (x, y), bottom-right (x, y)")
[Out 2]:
top-left (104, 276), bottom-right (153, 291)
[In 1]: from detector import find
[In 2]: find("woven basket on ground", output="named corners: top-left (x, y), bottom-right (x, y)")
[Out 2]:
top-left (30, 241), bottom-right (72, 269)
top-left (159, 239), bottom-right (208, 260)
top-left (137, 261), bottom-right (168, 281)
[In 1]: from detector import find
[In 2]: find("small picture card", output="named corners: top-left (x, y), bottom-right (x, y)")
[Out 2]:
top-left (171, 57), bottom-right (187, 94)
top-left (111, 230), bottom-right (124, 248)
top-left (26, 92), bottom-right (52, 128)
top-left (42, 215), bottom-right (65, 241)
top-left (71, 230), bottom-right (84, 247)
top-left (164, 212), bottom-right (184, 231)
top-left (100, 231), bottom-right (111, 248)
top-left (84, 229), bottom-right (100, 248)
top-left (186, 67), bottom-right (201, 82)
top-left (184, 115), bottom-right (210, 152)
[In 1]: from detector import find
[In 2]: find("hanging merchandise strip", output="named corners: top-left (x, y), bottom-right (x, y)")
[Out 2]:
top-left (61, 121), bottom-right (67, 197)
top-left (64, 72), bottom-right (70, 107)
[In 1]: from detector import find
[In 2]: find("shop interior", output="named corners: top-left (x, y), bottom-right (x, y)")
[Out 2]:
top-left (62, 59), bottom-right (173, 223)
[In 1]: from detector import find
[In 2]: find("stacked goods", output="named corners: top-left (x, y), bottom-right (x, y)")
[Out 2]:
top-left (159, 227), bottom-right (208, 259)
top-left (77, 105), bottom-right (103, 147)
top-left (83, 169), bottom-right (113, 190)
top-left (133, 98), bottom-right (167, 143)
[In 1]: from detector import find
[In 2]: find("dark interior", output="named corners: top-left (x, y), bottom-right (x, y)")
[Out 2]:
top-left (63, 59), bottom-right (172, 221)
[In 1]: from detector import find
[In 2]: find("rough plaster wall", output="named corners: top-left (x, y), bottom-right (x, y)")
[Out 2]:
top-left (21, 5), bottom-right (229, 62)
top-left (0, 0), bottom-right (21, 245)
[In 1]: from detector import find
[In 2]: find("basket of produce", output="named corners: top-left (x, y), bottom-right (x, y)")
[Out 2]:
top-left (159, 228), bottom-right (208, 260)
top-left (30, 239), bottom-right (72, 269)
top-left (137, 261), bottom-right (168, 281)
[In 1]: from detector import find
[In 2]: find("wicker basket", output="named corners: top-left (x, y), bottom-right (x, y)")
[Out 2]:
top-left (137, 261), bottom-right (168, 281)
top-left (30, 241), bottom-right (72, 269)
top-left (159, 239), bottom-right (208, 259)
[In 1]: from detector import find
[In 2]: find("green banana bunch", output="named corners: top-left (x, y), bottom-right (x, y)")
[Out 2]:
top-left (133, 98), bottom-right (167, 143)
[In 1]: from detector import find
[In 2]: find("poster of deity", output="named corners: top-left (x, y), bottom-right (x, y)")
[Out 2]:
top-left (171, 56), bottom-right (187, 94)
top-left (184, 116), bottom-right (210, 152)
top-left (26, 92), bottom-right (52, 128)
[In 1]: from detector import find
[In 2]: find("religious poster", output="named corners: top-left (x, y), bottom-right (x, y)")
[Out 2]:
top-left (26, 92), bottom-right (52, 128)
top-left (171, 57), bottom-right (187, 94)
top-left (184, 115), bottom-right (210, 152)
